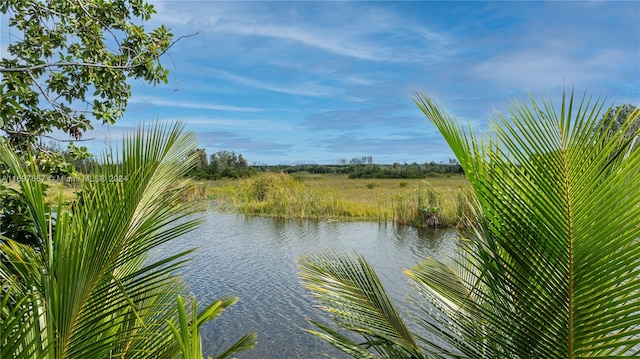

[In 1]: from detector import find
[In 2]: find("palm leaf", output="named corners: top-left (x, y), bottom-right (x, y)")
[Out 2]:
top-left (299, 250), bottom-right (424, 358)
top-left (411, 89), bottom-right (640, 357)
top-left (214, 332), bottom-right (259, 359)
top-left (1, 122), bottom-right (256, 359)
top-left (300, 90), bottom-right (639, 359)
top-left (168, 295), bottom-right (257, 359)
top-left (306, 320), bottom-right (377, 359)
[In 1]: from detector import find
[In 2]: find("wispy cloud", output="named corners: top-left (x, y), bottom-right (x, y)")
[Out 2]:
top-left (469, 46), bottom-right (628, 89)
top-left (210, 70), bottom-right (339, 98)
top-left (197, 130), bottom-right (293, 155)
top-left (298, 107), bottom-right (421, 132)
top-left (129, 97), bottom-right (263, 112)
top-left (154, 1), bottom-right (456, 64)
top-left (179, 117), bottom-right (292, 132)
top-left (215, 21), bottom-right (380, 62)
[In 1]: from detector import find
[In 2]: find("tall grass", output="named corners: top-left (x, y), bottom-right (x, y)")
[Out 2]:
top-left (207, 173), bottom-right (477, 227)
top-left (224, 172), bottom-right (340, 219)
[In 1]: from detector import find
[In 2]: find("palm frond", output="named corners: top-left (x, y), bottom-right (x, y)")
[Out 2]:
top-left (300, 90), bottom-right (639, 359)
top-left (214, 333), bottom-right (259, 359)
top-left (411, 89), bottom-right (640, 357)
top-left (299, 250), bottom-right (424, 358)
top-left (305, 320), bottom-right (378, 359)
top-left (169, 295), bottom-right (257, 359)
top-left (1, 122), bottom-right (255, 359)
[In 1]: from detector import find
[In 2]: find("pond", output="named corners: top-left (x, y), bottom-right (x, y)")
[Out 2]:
top-left (155, 209), bottom-right (458, 358)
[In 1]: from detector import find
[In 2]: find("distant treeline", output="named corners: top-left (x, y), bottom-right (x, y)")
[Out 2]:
top-left (188, 149), bottom-right (464, 180)
top-left (255, 162), bottom-right (463, 179)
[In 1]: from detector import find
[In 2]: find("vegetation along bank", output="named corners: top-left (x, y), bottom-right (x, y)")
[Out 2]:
top-left (202, 172), bottom-right (476, 228)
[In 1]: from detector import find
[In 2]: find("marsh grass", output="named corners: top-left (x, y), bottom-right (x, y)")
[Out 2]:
top-left (5, 179), bottom-right (80, 206)
top-left (206, 172), bottom-right (475, 227)
top-left (17, 173), bottom-right (475, 227)
top-left (5, 177), bottom-right (210, 210)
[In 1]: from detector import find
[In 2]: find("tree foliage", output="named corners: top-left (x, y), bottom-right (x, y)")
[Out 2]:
top-left (347, 161), bottom-right (463, 179)
top-left (210, 150), bottom-right (248, 175)
top-left (0, 0), bottom-right (175, 150)
top-left (599, 104), bottom-right (640, 136)
top-left (597, 104), bottom-right (639, 153)
top-left (299, 90), bottom-right (640, 358)
top-left (188, 149), bottom-right (254, 179)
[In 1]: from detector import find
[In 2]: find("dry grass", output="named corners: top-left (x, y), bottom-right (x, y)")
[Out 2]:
top-left (5, 179), bottom-right (81, 206)
top-left (5, 177), bottom-right (208, 209)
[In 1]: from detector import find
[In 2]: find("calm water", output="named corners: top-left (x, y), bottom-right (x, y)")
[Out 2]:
top-left (155, 210), bottom-right (457, 358)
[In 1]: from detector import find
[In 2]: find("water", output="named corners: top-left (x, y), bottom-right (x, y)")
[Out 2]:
top-left (155, 210), bottom-right (458, 358)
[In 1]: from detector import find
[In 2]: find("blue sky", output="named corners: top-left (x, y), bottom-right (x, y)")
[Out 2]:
top-left (81, 1), bottom-right (640, 164)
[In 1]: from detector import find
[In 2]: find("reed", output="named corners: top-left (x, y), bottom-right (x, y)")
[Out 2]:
top-left (206, 172), bottom-right (476, 228)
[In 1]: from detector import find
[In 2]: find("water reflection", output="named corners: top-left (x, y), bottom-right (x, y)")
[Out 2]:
top-left (156, 211), bottom-right (457, 359)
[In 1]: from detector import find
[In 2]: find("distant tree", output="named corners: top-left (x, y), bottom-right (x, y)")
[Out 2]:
top-left (597, 104), bottom-right (639, 153)
top-left (209, 150), bottom-right (230, 174)
top-left (194, 148), bottom-right (208, 169)
top-left (184, 148), bottom-right (209, 179)
top-left (203, 150), bottom-right (253, 179)
top-left (237, 154), bottom-right (248, 169)
top-left (599, 104), bottom-right (640, 136)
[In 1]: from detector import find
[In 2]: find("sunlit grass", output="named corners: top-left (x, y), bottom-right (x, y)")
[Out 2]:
top-left (5, 177), bottom-right (208, 209)
top-left (205, 172), bottom-right (475, 227)
top-left (5, 179), bottom-right (80, 206)
top-left (5, 172), bottom-right (473, 227)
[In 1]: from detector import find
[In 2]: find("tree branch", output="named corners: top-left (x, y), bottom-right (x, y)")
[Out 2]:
top-left (3, 129), bottom-right (95, 142)
top-left (27, 71), bottom-right (74, 123)
top-left (0, 33), bottom-right (199, 73)
top-left (75, 0), bottom-right (123, 49)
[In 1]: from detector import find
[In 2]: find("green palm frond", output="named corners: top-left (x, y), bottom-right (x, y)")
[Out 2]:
top-left (299, 250), bottom-right (424, 358)
top-left (306, 319), bottom-right (378, 359)
top-left (213, 331), bottom-right (258, 359)
top-left (1, 122), bottom-right (255, 359)
top-left (411, 90), bottom-right (640, 358)
top-left (300, 89), bottom-right (640, 358)
top-left (168, 295), bottom-right (257, 359)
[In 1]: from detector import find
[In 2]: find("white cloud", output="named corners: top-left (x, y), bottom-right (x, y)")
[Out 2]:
top-left (151, 2), bottom-right (456, 64)
top-left (212, 20), bottom-right (387, 62)
top-left (211, 70), bottom-right (339, 98)
top-left (469, 47), bottom-right (628, 89)
top-left (179, 117), bottom-right (292, 132)
top-left (343, 75), bottom-right (378, 86)
top-left (129, 97), bottom-right (263, 112)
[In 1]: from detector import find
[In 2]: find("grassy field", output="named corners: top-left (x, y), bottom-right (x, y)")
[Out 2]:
top-left (4, 176), bottom-right (208, 209)
top-left (5, 172), bottom-right (475, 228)
top-left (203, 172), bottom-right (476, 228)
top-left (4, 179), bottom-right (80, 205)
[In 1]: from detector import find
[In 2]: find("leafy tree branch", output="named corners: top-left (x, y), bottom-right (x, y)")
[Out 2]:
top-left (0, 0), bottom-right (193, 150)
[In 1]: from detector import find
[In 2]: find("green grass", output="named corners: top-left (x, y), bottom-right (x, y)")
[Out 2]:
top-left (5, 177), bottom-right (208, 209)
top-left (204, 172), bottom-right (476, 227)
